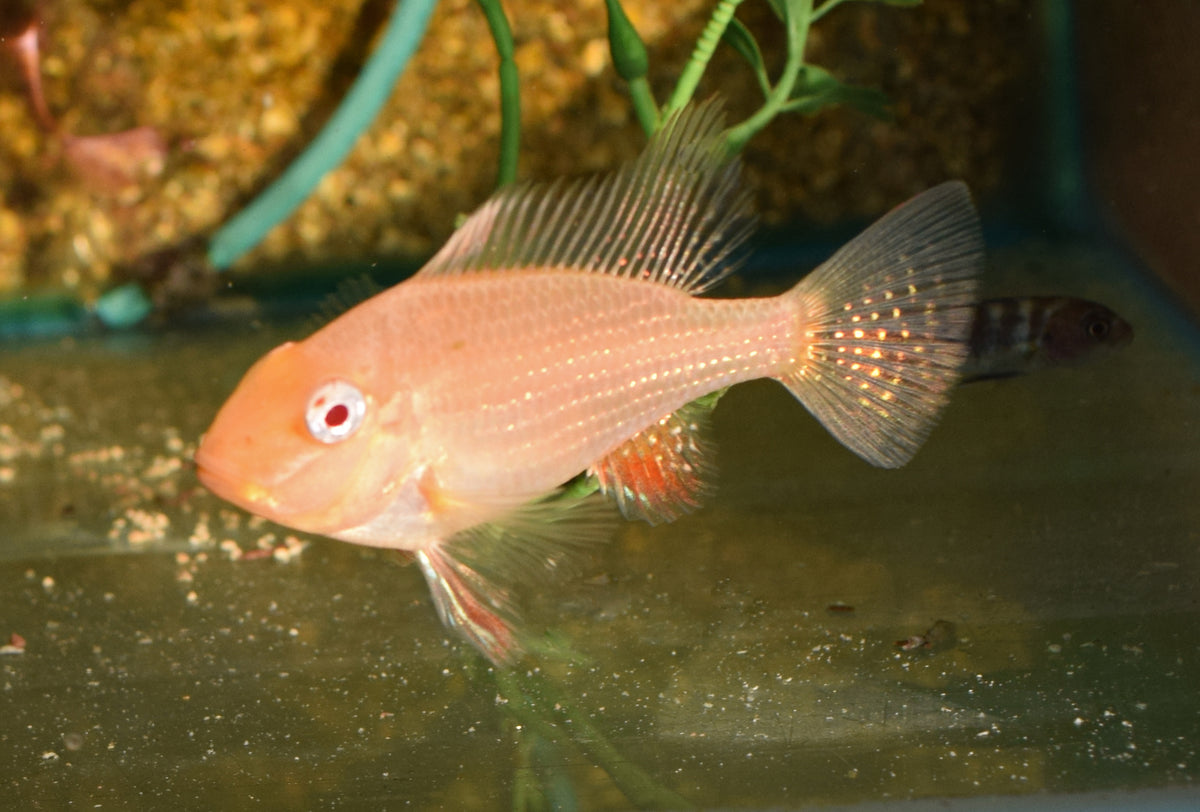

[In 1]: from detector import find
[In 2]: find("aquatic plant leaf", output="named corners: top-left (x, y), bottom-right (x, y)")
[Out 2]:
top-left (721, 18), bottom-right (772, 98)
top-left (603, 0), bottom-right (649, 81)
top-left (784, 64), bottom-right (892, 120)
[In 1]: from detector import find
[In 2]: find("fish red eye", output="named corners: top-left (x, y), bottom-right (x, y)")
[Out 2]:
top-left (324, 403), bottom-right (349, 428)
top-left (305, 380), bottom-right (366, 443)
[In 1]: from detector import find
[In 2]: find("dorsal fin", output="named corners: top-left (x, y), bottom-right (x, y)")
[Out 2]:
top-left (307, 274), bottom-right (382, 331)
top-left (588, 394), bottom-right (721, 525)
top-left (417, 100), bottom-right (756, 294)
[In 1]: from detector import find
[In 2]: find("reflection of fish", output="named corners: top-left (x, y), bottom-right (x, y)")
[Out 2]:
top-left (963, 297), bottom-right (1133, 382)
top-left (195, 103), bottom-right (985, 663)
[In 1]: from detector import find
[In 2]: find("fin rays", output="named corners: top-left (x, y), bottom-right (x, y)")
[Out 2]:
top-left (783, 181), bottom-right (984, 468)
top-left (419, 101), bottom-right (756, 294)
top-left (590, 397), bottom-right (719, 525)
top-left (415, 486), bottom-right (616, 665)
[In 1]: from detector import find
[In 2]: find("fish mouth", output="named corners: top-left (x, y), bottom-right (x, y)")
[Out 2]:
top-left (193, 446), bottom-right (277, 514)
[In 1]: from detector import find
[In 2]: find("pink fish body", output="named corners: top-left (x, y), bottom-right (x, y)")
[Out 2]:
top-left (196, 104), bottom-right (985, 662)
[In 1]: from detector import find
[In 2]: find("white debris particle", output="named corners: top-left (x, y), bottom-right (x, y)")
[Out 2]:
top-left (39, 424), bottom-right (65, 442)
top-left (107, 517), bottom-right (127, 542)
top-left (123, 508), bottom-right (170, 544)
top-left (272, 535), bottom-right (309, 563)
top-left (189, 515), bottom-right (212, 546)
top-left (164, 431), bottom-right (185, 454)
top-left (143, 454), bottom-right (182, 480)
top-left (0, 633), bottom-right (26, 655)
top-left (0, 377), bottom-right (25, 405)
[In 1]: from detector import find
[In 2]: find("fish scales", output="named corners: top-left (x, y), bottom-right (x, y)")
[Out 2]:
top-left (196, 101), bottom-right (986, 663)
top-left (362, 272), bottom-right (793, 498)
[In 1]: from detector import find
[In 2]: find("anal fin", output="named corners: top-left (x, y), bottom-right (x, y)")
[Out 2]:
top-left (589, 396), bottom-right (720, 526)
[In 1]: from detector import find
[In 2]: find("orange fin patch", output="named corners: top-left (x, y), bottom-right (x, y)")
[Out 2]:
top-left (415, 545), bottom-right (515, 665)
top-left (589, 398), bottom-right (718, 526)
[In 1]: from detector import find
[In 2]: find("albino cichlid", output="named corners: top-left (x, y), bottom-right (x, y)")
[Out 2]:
top-left (195, 103), bottom-right (986, 663)
top-left (963, 296), bottom-right (1133, 382)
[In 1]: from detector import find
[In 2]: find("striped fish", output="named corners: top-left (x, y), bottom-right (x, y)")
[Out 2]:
top-left (963, 296), bottom-right (1133, 382)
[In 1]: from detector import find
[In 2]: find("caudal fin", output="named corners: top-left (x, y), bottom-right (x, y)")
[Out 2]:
top-left (782, 181), bottom-right (984, 468)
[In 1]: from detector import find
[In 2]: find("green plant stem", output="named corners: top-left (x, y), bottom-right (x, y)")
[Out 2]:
top-left (604, 0), bottom-right (659, 135)
top-left (207, 0), bottom-right (439, 270)
top-left (627, 76), bottom-right (659, 135)
top-left (811, 0), bottom-right (850, 23)
top-left (723, 0), bottom-right (814, 155)
top-left (493, 668), bottom-right (692, 809)
top-left (663, 0), bottom-right (747, 118)
top-left (475, 0), bottom-right (521, 187)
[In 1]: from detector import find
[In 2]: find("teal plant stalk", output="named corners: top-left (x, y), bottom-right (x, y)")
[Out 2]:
top-left (207, 0), bottom-right (440, 270)
top-left (94, 282), bottom-right (154, 328)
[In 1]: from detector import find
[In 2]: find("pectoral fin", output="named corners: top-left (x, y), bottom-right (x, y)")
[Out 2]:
top-left (415, 486), bottom-right (616, 665)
